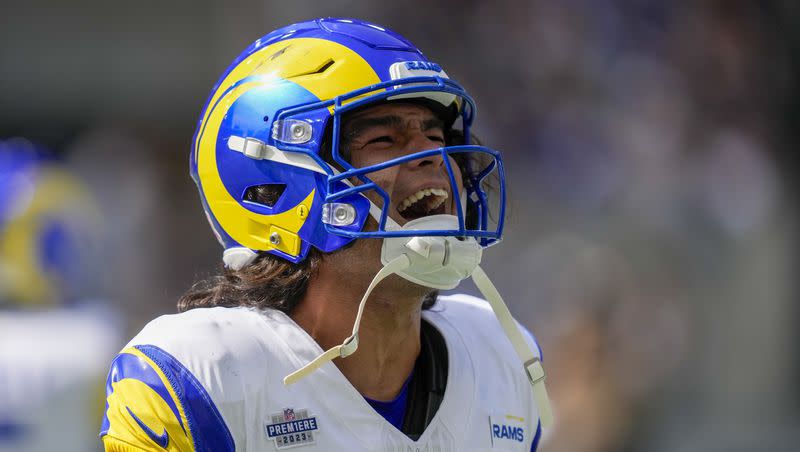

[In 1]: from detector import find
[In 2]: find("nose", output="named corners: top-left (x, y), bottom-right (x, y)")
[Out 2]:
top-left (404, 132), bottom-right (444, 169)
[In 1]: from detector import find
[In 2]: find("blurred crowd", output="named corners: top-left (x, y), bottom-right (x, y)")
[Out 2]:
top-left (1, 1), bottom-right (797, 451)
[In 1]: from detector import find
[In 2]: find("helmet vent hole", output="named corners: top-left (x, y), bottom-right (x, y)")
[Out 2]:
top-left (243, 184), bottom-right (287, 208)
top-left (289, 59), bottom-right (335, 78)
top-left (315, 59), bottom-right (335, 74)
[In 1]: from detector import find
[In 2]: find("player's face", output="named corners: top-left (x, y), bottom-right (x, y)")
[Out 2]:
top-left (343, 103), bottom-right (463, 226)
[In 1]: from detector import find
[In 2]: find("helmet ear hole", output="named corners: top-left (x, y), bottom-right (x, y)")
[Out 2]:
top-left (243, 184), bottom-right (287, 208)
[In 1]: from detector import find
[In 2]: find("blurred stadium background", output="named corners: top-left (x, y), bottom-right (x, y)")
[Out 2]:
top-left (1, 1), bottom-right (798, 450)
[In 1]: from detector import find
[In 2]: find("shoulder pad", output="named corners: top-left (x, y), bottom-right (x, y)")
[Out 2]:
top-left (434, 293), bottom-right (544, 359)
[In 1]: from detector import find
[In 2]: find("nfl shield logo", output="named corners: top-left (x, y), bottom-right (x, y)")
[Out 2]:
top-left (284, 408), bottom-right (296, 421)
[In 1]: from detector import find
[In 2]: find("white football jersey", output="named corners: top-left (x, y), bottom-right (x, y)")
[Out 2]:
top-left (101, 294), bottom-right (543, 451)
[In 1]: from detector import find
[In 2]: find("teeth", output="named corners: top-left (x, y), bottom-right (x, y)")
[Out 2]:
top-left (398, 187), bottom-right (449, 212)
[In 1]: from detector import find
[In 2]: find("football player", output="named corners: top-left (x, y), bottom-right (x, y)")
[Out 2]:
top-left (100, 18), bottom-right (552, 451)
top-left (0, 139), bottom-right (121, 452)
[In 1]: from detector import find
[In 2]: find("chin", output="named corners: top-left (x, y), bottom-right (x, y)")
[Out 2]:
top-left (382, 273), bottom-right (436, 300)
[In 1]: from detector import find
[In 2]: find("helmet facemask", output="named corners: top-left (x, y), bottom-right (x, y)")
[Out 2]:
top-left (276, 75), bottom-right (507, 248)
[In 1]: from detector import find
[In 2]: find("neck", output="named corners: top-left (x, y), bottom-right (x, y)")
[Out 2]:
top-left (290, 245), bottom-right (430, 401)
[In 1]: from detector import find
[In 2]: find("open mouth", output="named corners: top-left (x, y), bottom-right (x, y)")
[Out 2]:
top-left (397, 188), bottom-right (449, 222)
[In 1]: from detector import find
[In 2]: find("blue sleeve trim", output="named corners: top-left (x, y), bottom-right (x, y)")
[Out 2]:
top-left (134, 344), bottom-right (235, 452)
top-left (100, 351), bottom-right (186, 437)
top-left (530, 421), bottom-right (542, 451)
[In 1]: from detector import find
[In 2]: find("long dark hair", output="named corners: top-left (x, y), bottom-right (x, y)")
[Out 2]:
top-left (178, 248), bottom-right (321, 313)
top-left (178, 246), bottom-right (440, 312)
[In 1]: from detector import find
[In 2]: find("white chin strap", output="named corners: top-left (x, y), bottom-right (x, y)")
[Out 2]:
top-left (283, 212), bottom-right (553, 428)
top-left (470, 265), bottom-right (554, 429)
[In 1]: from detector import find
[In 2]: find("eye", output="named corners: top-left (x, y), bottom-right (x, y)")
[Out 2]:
top-left (367, 136), bottom-right (394, 145)
top-left (427, 135), bottom-right (445, 143)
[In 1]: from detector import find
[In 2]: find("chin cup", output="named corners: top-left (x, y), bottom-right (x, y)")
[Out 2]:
top-left (380, 215), bottom-right (483, 290)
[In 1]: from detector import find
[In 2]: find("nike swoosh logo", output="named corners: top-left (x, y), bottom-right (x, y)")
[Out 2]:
top-left (126, 406), bottom-right (169, 448)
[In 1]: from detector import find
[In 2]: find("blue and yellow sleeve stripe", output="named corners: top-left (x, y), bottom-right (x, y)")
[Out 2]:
top-left (100, 345), bottom-right (234, 452)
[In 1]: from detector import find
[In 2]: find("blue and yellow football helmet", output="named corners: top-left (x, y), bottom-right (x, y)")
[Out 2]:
top-left (190, 18), bottom-right (506, 268)
top-left (0, 139), bottom-right (100, 307)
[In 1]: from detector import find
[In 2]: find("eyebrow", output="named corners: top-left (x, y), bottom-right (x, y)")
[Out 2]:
top-left (342, 115), bottom-right (445, 142)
